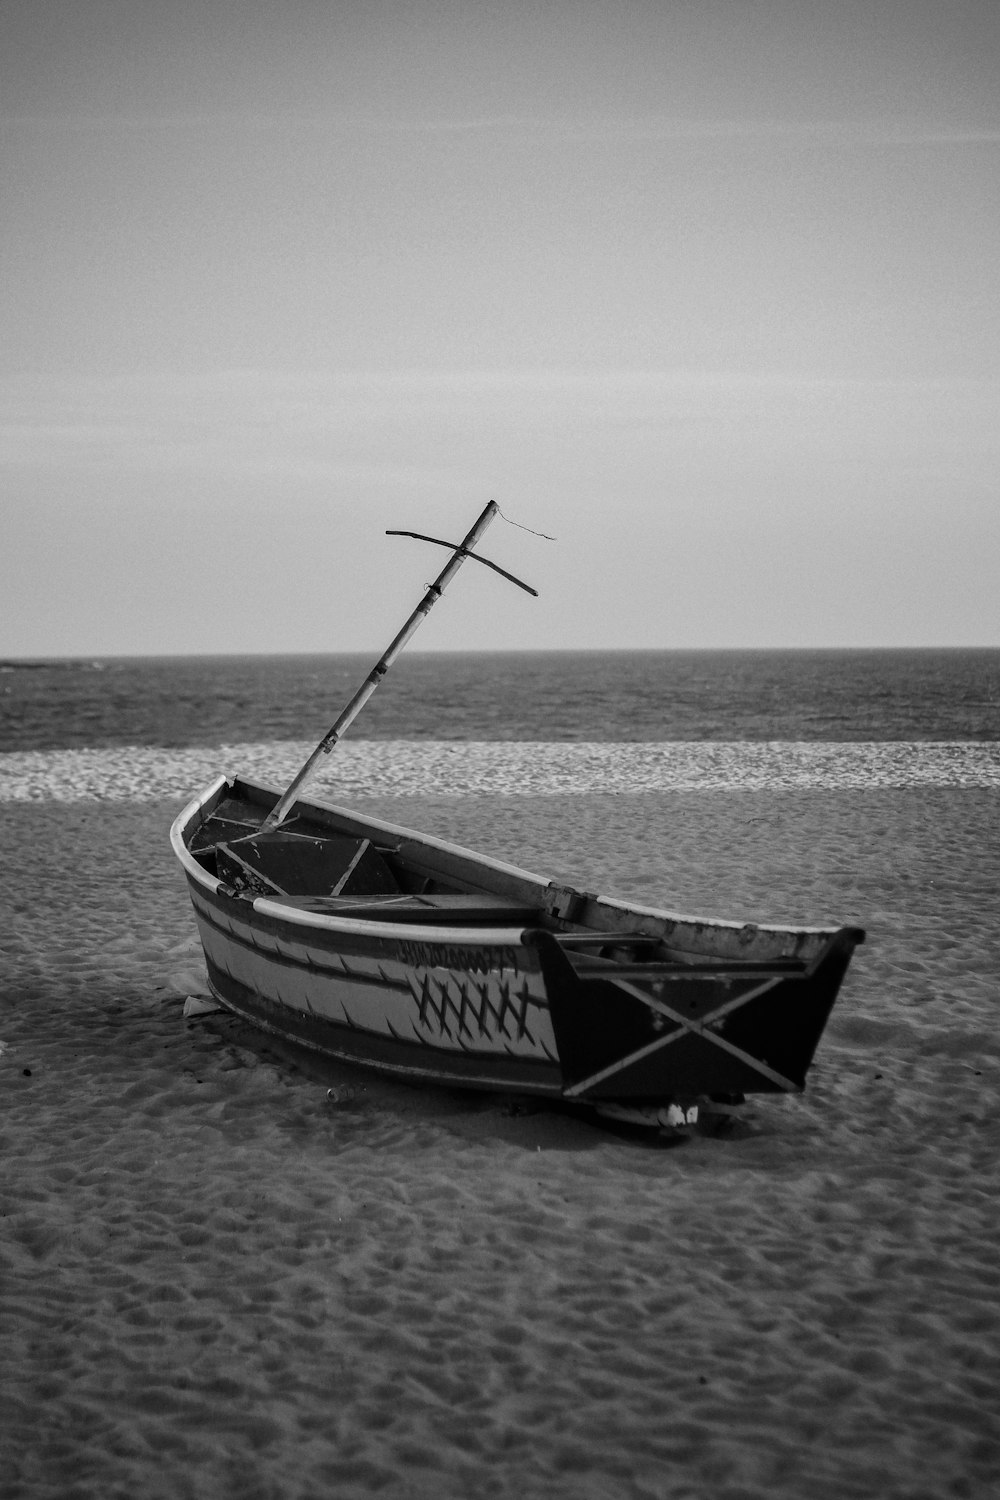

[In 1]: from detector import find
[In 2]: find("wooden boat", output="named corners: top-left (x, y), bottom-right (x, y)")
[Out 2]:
top-left (171, 504), bottom-right (864, 1129)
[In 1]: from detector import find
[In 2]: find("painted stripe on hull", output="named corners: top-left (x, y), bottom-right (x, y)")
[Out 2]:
top-left (187, 877), bottom-right (559, 1068)
top-left (206, 959), bottom-right (564, 1095)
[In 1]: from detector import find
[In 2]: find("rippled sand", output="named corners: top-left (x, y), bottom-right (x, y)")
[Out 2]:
top-left (2, 766), bottom-right (999, 1498)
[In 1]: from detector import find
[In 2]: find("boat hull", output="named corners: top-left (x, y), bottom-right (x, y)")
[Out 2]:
top-left (171, 776), bottom-right (865, 1112)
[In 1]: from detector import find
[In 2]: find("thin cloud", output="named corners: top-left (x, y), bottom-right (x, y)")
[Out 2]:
top-left (4, 110), bottom-right (999, 147)
top-left (3, 367), bottom-right (996, 490)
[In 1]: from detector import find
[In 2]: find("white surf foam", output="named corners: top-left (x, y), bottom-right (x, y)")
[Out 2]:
top-left (1, 740), bottom-right (998, 801)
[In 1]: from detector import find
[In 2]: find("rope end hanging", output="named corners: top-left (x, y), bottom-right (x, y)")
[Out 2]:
top-left (495, 504), bottom-right (557, 542)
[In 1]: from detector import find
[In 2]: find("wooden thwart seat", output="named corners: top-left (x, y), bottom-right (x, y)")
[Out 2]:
top-left (270, 892), bottom-right (544, 925)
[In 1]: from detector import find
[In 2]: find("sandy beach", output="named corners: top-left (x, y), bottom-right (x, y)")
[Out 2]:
top-left (2, 777), bottom-right (999, 1498)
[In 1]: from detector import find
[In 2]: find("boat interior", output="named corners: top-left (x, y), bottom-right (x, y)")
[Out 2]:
top-left (183, 781), bottom-right (840, 977)
top-left (187, 788), bottom-right (550, 926)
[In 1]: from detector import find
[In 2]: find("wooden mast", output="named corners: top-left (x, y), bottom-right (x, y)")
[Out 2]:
top-left (261, 500), bottom-right (520, 830)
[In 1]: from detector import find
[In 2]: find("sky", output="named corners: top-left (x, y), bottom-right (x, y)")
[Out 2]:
top-left (1, 0), bottom-right (998, 655)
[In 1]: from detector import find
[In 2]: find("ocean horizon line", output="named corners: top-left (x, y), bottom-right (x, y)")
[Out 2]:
top-left (4, 644), bottom-right (1000, 668)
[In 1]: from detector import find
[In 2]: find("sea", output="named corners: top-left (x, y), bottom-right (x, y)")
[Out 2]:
top-left (2, 649), bottom-right (998, 800)
top-left (3, 649), bottom-right (999, 750)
